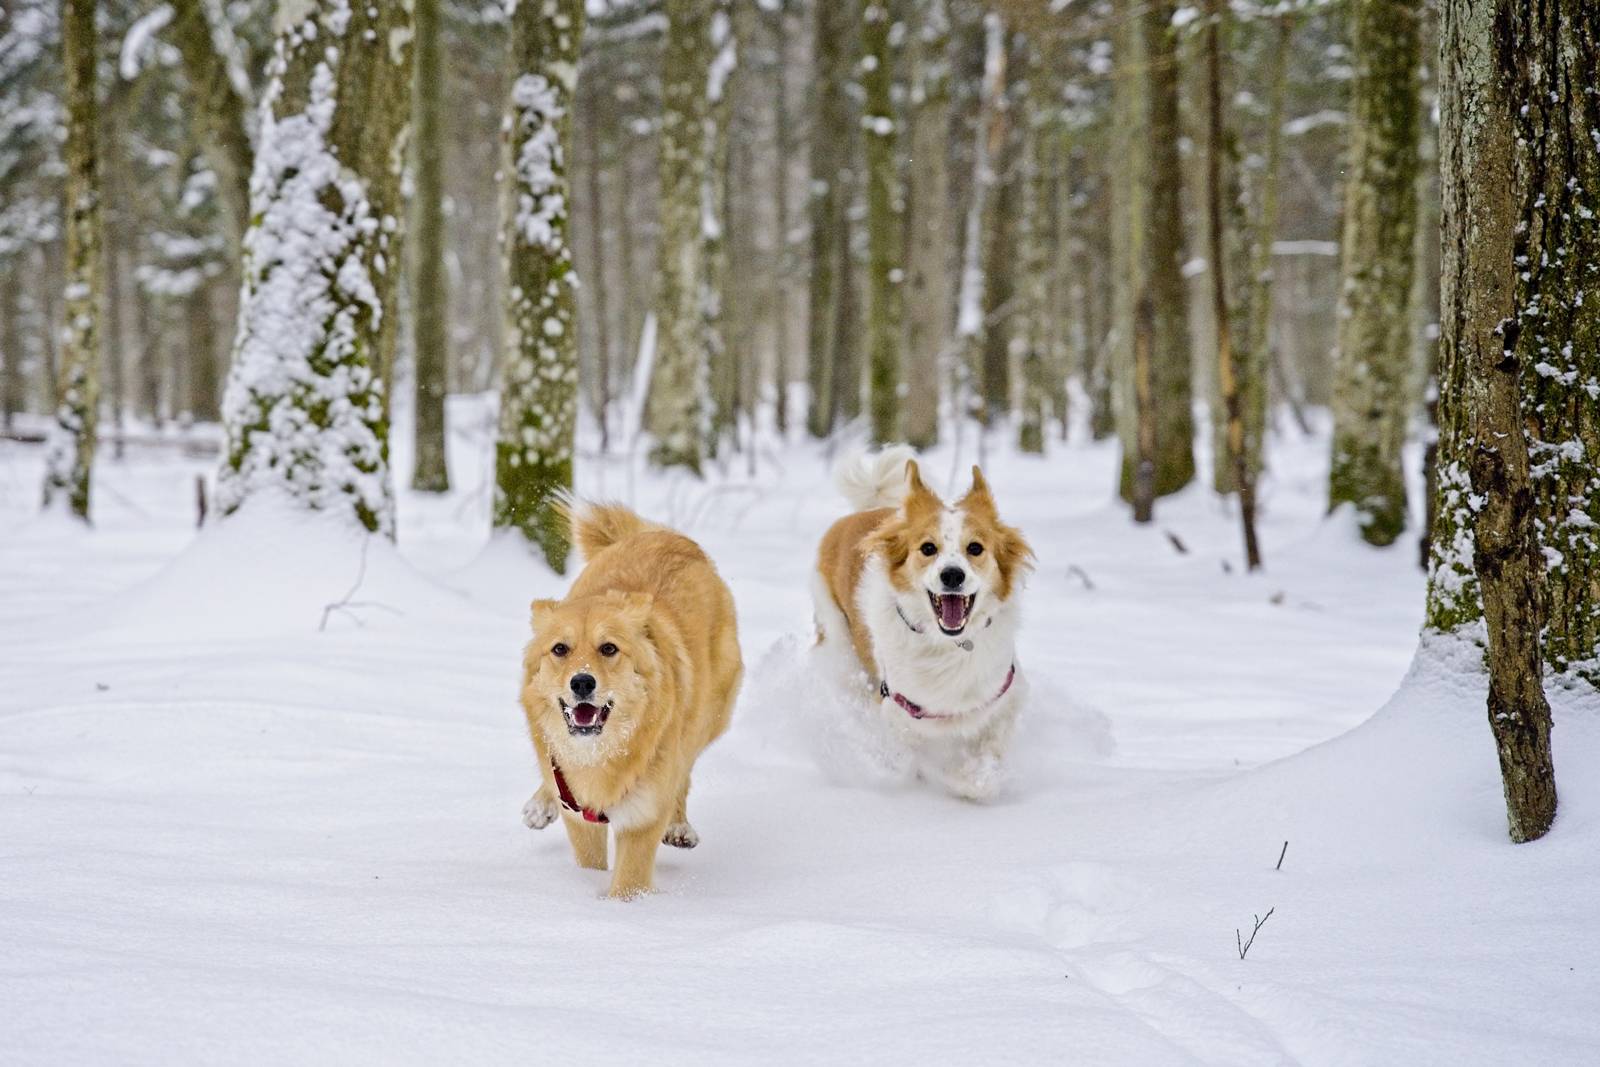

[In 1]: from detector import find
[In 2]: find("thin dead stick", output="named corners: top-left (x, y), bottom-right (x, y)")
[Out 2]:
top-left (1236, 907), bottom-right (1275, 960)
top-left (1275, 841), bottom-right (1288, 871)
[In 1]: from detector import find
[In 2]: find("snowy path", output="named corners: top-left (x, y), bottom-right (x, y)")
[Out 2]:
top-left (2, 420), bottom-right (1596, 1063)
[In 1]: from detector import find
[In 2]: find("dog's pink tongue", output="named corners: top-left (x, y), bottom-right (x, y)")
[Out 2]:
top-left (571, 703), bottom-right (600, 726)
top-left (938, 594), bottom-right (966, 630)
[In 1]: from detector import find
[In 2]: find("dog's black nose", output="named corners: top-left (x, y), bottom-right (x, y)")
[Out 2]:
top-left (940, 566), bottom-right (966, 590)
top-left (570, 673), bottom-right (597, 699)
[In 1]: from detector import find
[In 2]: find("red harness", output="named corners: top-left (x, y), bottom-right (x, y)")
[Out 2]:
top-left (879, 664), bottom-right (1017, 720)
top-left (549, 755), bottom-right (608, 823)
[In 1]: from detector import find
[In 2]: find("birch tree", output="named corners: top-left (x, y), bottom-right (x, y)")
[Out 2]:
top-left (410, 0), bottom-right (449, 492)
top-left (1328, 0), bottom-right (1423, 546)
top-left (861, 0), bottom-right (901, 444)
top-left (216, 0), bottom-right (415, 535)
top-left (646, 0), bottom-right (712, 471)
top-left (41, 0), bottom-right (101, 522)
top-left (495, 0), bottom-right (584, 570)
top-left (1434, 0), bottom-right (1557, 841)
top-left (901, 0), bottom-right (950, 450)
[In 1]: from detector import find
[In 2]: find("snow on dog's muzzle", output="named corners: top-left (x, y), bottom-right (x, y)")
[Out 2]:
top-left (929, 592), bottom-right (976, 634)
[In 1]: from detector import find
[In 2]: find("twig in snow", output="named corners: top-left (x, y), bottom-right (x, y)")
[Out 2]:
top-left (1236, 907), bottom-right (1275, 960)
top-left (1165, 530), bottom-right (1189, 555)
top-left (319, 538), bottom-right (402, 632)
top-left (195, 475), bottom-right (208, 528)
top-left (1275, 841), bottom-right (1288, 871)
top-left (1066, 564), bottom-right (1096, 591)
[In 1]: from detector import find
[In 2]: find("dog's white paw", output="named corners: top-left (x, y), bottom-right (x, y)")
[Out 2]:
top-left (522, 791), bottom-right (560, 830)
top-left (662, 821), bottom-right (699, 849)
top-left (947, 753), bottom-right (1005, 802)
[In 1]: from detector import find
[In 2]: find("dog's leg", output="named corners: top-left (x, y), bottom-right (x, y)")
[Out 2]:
top-left (562, 812), bottom-right (609, 871)
top-left (609, 811), bottom-right (673, 899)
top-left (522, 733), bottom-right (561, 828)
top-left (662, 775), bottom-right (699, 849)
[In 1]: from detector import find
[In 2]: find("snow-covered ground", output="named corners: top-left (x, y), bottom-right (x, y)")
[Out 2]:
top-left (2, 403), bottom-right (1596, 1063)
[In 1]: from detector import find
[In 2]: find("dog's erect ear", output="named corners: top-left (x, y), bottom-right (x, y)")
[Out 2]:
top-left (904, 459), bottom-right (942, 513)
top-left (961, 465), bottom-right (997, 517)
top-left (529, 598), bottom-right (560, 633)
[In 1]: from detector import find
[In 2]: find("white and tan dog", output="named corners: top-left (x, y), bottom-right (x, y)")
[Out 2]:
top-left (813, 447), bottom-right (1033, 799)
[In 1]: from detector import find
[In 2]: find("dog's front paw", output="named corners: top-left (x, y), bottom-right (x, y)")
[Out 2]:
top-left (947, 753), bottom-right (1005, 803)
top-left (662, 821), bottom-right (699, 849)
top-left (522, 790), bottom-right (560, 830)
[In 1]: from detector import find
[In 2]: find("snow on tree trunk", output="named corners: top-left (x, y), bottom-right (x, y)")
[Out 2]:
top-left (167, 0), bottom-right (253, 254)
top-left (1436, 0), bottom-right (1556, 841)
top-left (1428, 0), bottom-right (1600, 686)
top-left (41, 0), bottom-right (102, 523)
top-left (1329, 0), bottom-right (1423, 547)
top-left (806, 0), bottom-right (853, 440)
top-left (1112, 0), bottom-right (1195, 505)
top-left (410, 0), bottom-right (450, 493)
top-left (704, 0), bottom-right (737, 456)
top-left (494, 0), bottom-right (584, 570)
top-left (901, 0), bottom-right (950, 451)
top-left (861, 0), bottom-right (902, 445)
top-left (646, 0), bottom-right (712, 472)
top-left (216, 0), bottom-right (415, 536)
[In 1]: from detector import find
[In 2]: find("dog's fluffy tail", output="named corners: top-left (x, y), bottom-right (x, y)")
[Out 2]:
top-left (834, 444), bottom-right (917, 511)
top-left (560, 497), bottom-right (659, 560)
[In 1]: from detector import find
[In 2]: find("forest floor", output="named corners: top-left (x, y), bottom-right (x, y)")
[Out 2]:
top-left (2, 402), bottom-right (1596, 1063)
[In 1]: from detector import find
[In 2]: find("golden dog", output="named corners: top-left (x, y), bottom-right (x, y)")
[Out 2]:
top-left (520, 502), bottom-right (742, 898)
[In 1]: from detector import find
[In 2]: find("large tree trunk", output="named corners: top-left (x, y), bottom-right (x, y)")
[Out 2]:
top-left (805, 0), bottom-right (853, 439)
top-left (900, 0), bottom-right (950, 450)
top-left (2, 265), bottom-right (23, 431)
top-left (494, 0), bottom-right (585, 570)
top-left (1114, 0), bottom-right (1195, 506)
top-left (581, 73), bottom-right (613, 453)
top-left (410, 0), bottom-right (451, 493)
top-left (187, 283), bottom-right (219, 422)
top-left (955, 14), bottom-right (1005, 431)
top-left (1246, 11), bottom-right (1296, 458)
top-left (771, 0), bottom-right (796, 437)
top-left (217, 0), bottom-right (415, 535)
top-left (1329, 0), bottom-right (1423, 546)
top-left (42, 0), bottom-right (102, 522)
top-left (1436, 0), bottom-right (1557, 842)
top-left (167, 0), bottom-right (253, 252)
top-left (862, 0), bottom-right (902, 445)
top-left (1015, 37), bottom-right (1051, 455)
top-left (646, 0), bottom-right (713, 471)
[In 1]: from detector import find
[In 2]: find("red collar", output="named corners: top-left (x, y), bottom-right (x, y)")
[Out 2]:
top-left (879, 664), bottom-right (1017, 720)
top-left (549, 755), bottom-right (607, 823)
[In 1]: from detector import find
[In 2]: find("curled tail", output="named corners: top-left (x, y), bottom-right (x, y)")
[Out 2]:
top-left (834, 444), bottom-right (917, 511)
top-left (559, 498), bottom-right (660, 560)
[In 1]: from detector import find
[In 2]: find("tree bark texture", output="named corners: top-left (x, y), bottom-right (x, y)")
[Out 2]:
top-left (168, 0), bottom-right (253, 253)
top-left (806, 0), bottom-right (853, 439)
top-left (410, 0), bottom-right (451, 493)
top-left (862, 0), bottom-right (902, 445)
top-left (704, 0), bottom-right (737, 457)
top-left (901, 0), bottom-right (950, 450)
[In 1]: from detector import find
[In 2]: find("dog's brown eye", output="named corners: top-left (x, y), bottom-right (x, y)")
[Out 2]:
top-left (920, 542), bottom-right (937, 557)
top-left (551, 643), bottom-right (569, 657)
top-left (967, 542), bottom-right (984, 557)
top-left (599, 642), bottom-right (618, 657)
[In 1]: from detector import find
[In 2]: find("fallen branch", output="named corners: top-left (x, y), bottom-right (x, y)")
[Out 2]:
top-left (319, 538), bottom-right (402, 632)
top-left (1066, 564), bottom-right (1096, 591)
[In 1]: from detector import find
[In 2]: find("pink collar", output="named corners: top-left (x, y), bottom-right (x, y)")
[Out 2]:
top-left (879, 664), bottom-right (1017, 720)
top-left (549, 755), bottom-right (607, 823)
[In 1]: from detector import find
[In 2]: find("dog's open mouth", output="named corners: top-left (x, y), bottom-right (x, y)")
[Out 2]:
top-left (928, 592), bottom-right (977, 635)
top-left (560, 698), bottom-right (613, 736)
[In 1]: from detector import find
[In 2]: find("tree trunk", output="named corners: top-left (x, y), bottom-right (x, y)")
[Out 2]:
top-left (1329, 0), bottom-right (1423, 547)
top-left (217, 0), bottom-right (415, 535)
top-left (167, 0), bottom-right (253, 253)
top-left (495, 0), bottom-right (585, 570)
top-left (647, 0), bottom-right (713, 471)
top-left (955, 14), bottom-right (1005, 430)
top-left (862, 0), bottom-right (903, 445)
top-left (1246, 11), bottom-right (1296, 465)
top-left (187, 282), bottom-right (219, 422)
top-left (704, 0), bottom-right (737, 457)
top-left (2, 265), bottom-right (23, 430)
top-left (582, 74), bottom-right (612, 453)
top-left (1114, 0), bottom-right (1195, 505)
top-left (772, 0), bottom-right (795, 437)
top-left (410, 0), bottom-right (451, 493)
top-left (42, 0), bottom-right (102, 522)
top-left (1205, 0), bottom-right (1261, 569)
top-left (1015, 38), bottom-right (1050, 455)
top-left (900, 0), bottom-right (950, 450)
top-left (806, 0), bottom-right (853, 439)
top-left (1437, 0), bottom-right (1557, 842)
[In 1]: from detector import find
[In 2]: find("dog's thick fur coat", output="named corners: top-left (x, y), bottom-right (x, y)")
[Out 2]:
top-left (815, 447), bottom-right (1033, 799)
top-left (520, 503), bottom-right (742, 898)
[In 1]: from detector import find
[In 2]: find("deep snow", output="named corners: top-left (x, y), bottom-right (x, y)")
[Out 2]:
top-left (2, 402), bottom-right (1596, 1064)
